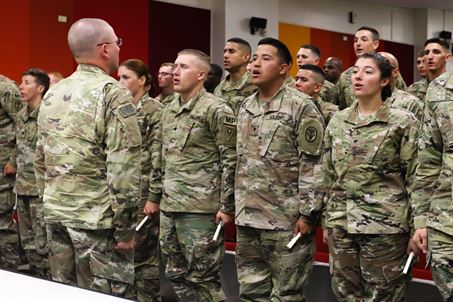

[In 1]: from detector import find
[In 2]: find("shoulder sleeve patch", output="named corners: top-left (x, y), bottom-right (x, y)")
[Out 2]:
top-left (299, 118), bottom-right (324, 156)
top-left (118, 103), bottom-right (136, 118)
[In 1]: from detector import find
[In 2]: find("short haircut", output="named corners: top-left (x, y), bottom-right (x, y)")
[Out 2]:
top-left (120, 59), bottom-right (154, 95)
top-left (258, 38), bottom-right (292, 66)
top-left (299, 64), bottom-right (325, 83)
top-left (424, 37), bottom-right (450, 52)
top-left (68, 18), bottom-right (112, 59)
top-left (416, 49), bottom-right (425, 58)
top-left (177, 49), bottom-right (211, 72)
top-left (357, 26), bottom-right (380, 41)
top-left (22, 68), bottom-right (50, 97)
top-left (301, 44), bottom-right (321, 58)
top-left (160, 62), bottom-right (174, 68)
top-left (227, 37), bottom-right (252, 55)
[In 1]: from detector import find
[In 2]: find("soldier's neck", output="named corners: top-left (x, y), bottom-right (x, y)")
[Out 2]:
top-left (229, 67), bottom-right (247, 82)
top-left (428, 68), bottom-right (446, 82)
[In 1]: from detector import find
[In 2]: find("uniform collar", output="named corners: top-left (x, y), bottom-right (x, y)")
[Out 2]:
top-left (222, 72), bottom-right (251, 90)
top-left (344, 99), bottom-right (390, 127)
top-left (19, 104), bottom-right (40, 122)
top-left (77, 64), bottom-right (108, 75)
top-left (445, 72), bottom-right (453, 89)
top-left (245, 83), bottom-right (285, 116)
top-left (171, 89), bottom-right (205, 116)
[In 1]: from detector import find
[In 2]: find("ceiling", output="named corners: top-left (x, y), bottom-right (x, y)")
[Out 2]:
top-left (353, 0), bottom-right (453, 10)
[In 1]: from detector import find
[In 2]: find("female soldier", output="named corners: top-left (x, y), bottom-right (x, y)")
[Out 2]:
top-left (322, 53), bottom-right (419, 301)
top-left (118, 59), bottom-right (162, 302)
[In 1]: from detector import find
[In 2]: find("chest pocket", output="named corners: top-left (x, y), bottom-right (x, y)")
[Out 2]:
top-left (179, 122), bottom-right (195, 151)
top-left (434, 100), bottom-right (453, 150)
top-left (260, 122), bottom-right (296, 161)
top-left (364, 129), bottom-right (390, 165)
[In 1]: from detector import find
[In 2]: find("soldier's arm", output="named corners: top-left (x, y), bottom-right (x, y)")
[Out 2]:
top-left (104, 86), bottom-right (141, 243)
top-left (209, 102), bottom-right (237, 215)
top-left (400, 115), bottom-right (421, 231)
top-left (410, 101), bottom-right (442, 230)
top-left (296, 100), bottom-right (325, 225)
top-left (321, 124), bottom-right (336, 228)
top-left (146, 103), bottom-right (163, 204)
top-left (34, 120), bottom-right (45, 199)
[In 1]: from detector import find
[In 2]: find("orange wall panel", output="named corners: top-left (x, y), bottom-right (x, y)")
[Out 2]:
top-left (279, 23), bottom-right (310, 77)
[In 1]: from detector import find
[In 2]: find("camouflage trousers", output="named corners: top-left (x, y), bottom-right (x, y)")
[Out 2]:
top-left (134, 213), bottom-right (160, 302)
top-left (0, 188), bottom-right (20, 271)
top-left (46, 222), bottom-right (134, 298)
top-left (428, 228), bottom-right (453, 301)
top-left (160, 211), bottom-right (226, 302)
top-left (16, 195), bottom-right (49, 279)
top-left (236, 225), bottom-right (315, 302)
top-left (327, 228), bottom-right (410, 302)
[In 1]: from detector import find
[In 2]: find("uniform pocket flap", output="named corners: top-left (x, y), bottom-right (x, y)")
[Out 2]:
top-left (90, 250), bottom-right (134, 284)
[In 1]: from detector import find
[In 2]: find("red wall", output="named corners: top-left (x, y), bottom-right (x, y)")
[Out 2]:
top-left (0, 0), bottom-right (149, 82)
top-left (149, 1), bottom-right (210, 96)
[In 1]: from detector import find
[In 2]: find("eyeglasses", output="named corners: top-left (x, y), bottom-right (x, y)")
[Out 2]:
top-left (96, 37), bottom-right (123, 47)
top-left (157, 72), bottom-right (173, 77)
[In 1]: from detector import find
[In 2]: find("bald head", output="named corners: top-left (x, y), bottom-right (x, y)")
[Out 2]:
top-left (68, 18), bottom-right (115, 60)
top-left (378, 52), bottom-right (398, 69)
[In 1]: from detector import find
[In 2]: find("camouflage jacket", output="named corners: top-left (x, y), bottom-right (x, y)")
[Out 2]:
top-left (388, 89), bottom-right (424, 121)
top-left (314, 96), bottom-right (339, 126)
top-left (155, 92), bottom-right (177, 108)
top-left (13, 105), bottom-right (40, 196)
top-left (319, 79), bottom-right (334, 104)
top-left (161, 89), bottom-right (237, 214)
top-left (332, 67), bottom-right (407, 109)
top-left (135, 94), bottom-right (162, 217)
top-left (323, 100), bottom-right (419, 234)
top-left (411, 72), bottom-right (453, 235)
top-left (34, 64), bottom-right (141, 242)
top-left (0, 76), bottom-right (24, 191)
top-left (235, 84), bottom-right (325, 230)
top-left (214, 72), bottom-right (257, 116)
top-left (407, 78), bottom-right (429, 102)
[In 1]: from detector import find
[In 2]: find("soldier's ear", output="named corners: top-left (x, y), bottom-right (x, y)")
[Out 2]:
top-left (37, 84), bottom-right (45, 94)
top-left (279, 63), bottom-right (289, 76)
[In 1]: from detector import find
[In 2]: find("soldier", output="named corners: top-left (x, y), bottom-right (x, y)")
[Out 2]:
top-left (323, 57), bottom-right (343, 84)
top-left (118, 59), bottom-right (162, 302)
top-left (295, 64), bottom-right (339, 125)
top-left (160, 49), bottom-right (236, 301)
top-left (323, 53), bottom-right (419, 301)
top-left (34, 18), bottom-right (141, 298)
top-left (411, 71), bottom-right (453, 301)
top-left (331, 26), bottom-right (407, 109)
top-left (296, 44), bottom-right (335, 103)
top-left (0, 75), bottom-right (24, 272)
top-left (204, 63), bottom-right (223, 93)
top-left (214, 37), bottom-right (257, 116)
top-left (155, 62), bottom-right (176, 108)
top-left (14, 68), bottom-right (50, 278)
top-left (47, 71), bottom-right (64, 87)
top-left (407, 49), bottom-right (429, 101)
top-left (236, 38), bottom-right (324, 301)
top-left (379, 51), bottom-right (424, 120)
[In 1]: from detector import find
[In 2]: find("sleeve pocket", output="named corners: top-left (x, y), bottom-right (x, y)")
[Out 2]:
top-left (90, 250), bottom-right (134, 285)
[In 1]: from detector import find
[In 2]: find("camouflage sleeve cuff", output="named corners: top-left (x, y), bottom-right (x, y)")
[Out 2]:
top-left (220, 203), bottom-right (235, 215)
top-left (113, 229), bottom-right (135, 243)
top-left (414, 215), bottom-right (427, 230)
top-left (147, 192), bottom-right (162, 204)
top-left (299, 214), bottom-right (317, 226)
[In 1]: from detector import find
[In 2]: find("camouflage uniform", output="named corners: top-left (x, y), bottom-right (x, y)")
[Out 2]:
top-left (160, 89), bottom-right (236, 301)
top-left (319, 79), bottom-right (334, 104)
top-left (407, 78), bottom-right (429, 101)
top-left (0, 76), bottom-right (23, 271)
top-left (235, 84), bottom-right (324, 301)
top-left (388, 88), bottom-right (424, 121)
top-left (410, 72), bottom-right (453, 301)
top-left (214, 72), bottom-right (257, 116)
top-left (323, 100), bottom-right (419, 301)
top-left (155, 92), bottom-right (177, 108)
top-left (34, 64), bottom-right (141, 298)
top-left (314, 96), bottom-right (339, 126)
top-left (331, 67), bottom-right (407, 109)
top-left (133, 94), bottom-right (162, 302)
top-left (13, 104), bottom-right (49, 278)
